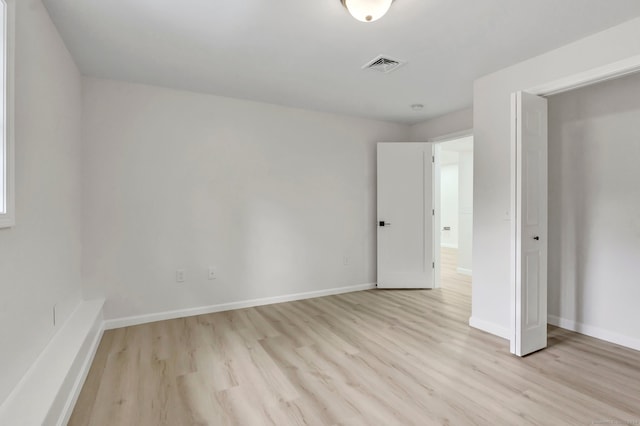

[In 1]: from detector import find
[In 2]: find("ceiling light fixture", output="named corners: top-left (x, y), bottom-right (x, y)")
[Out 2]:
top-left (340, 0), bottom-right (395, 23)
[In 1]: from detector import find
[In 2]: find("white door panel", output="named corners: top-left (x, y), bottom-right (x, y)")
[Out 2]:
top-left (377, 143), bottom-right (434, 289)
top-left (512, 91), bottom-right (548, 356)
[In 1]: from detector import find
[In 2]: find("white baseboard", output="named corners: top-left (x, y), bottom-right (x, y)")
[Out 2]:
top-left (469, 316), bottom-right (510, 340)
top-left (456, 267), bottom-right (472, 276)
top-left (440, 243), bottom-right (458, 249)
top-left (0, 299), bottom-right (105, 426)
top-left (548, 315), bottom-right (640, 352)
top-left (105, 283), bottom-right (376, 330)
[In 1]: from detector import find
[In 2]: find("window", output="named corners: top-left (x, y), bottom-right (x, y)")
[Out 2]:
top-left (0, 0), bottom-right (12, 228)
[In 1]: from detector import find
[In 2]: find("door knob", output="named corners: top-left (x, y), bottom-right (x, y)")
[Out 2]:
top-left (379, 221), bottom-right (391, 227)
top-left (533, 236), bottom-right (540, 240)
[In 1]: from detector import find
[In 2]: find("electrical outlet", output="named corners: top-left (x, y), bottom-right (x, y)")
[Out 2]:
top-left (208, 267), bottom-right (217, 280)
top-left (176, 269), bottom-right (185, 283)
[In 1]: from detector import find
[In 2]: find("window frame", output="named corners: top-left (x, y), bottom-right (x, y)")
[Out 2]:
top-left (0, 0), bottom-right (14, 229)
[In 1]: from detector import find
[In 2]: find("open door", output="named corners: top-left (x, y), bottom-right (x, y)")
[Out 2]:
top-left (511, 92), bottom-right (548, 356)
top-left (377, 142), bottom-right (435, 289)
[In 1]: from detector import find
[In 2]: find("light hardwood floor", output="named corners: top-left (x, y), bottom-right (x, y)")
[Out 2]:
top-left (440, 247), bottom-right (470, 289)
top-left (70, 248), bottom-right (640, 425)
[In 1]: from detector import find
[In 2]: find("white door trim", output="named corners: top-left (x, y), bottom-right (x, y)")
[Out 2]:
top-left (433, 143), bottom-right (441, 289)
top-left (431, 144), bottom-right (439, 289)
top-left (526, 54), bottom-right (640, 97)
top-left (428, 129), bottom-right (473, 144)
top-left (510, 53), bottom-right (640, 354)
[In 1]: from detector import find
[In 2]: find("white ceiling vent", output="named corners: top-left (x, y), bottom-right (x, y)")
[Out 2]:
top-left (362, 55), bottom-right (405, 74)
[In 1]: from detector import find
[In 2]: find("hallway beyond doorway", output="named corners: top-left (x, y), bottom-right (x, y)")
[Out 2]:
top-left (441, 247), bottom-right (471, 290)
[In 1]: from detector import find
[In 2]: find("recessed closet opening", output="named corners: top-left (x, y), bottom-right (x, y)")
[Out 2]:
top-left (546, 70), bottom-right (640, 348)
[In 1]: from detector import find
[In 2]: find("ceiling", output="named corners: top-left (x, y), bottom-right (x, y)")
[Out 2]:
top-left (43, 0), bottom-right (640, 124)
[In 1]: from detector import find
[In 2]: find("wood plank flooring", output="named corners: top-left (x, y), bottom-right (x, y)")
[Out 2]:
top-left (69, 249), bottom-right (640, 425)
top-left (440, 247), bottom-right (470, 289)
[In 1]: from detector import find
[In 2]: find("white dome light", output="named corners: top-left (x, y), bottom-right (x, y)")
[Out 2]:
top-left (341, 0), bottom-right (394, 23)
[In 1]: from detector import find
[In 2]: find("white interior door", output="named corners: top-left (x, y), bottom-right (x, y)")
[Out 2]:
top-left (377, 142), bottom-right (434, 289)
top-left (511, 91), bottom-right (548, 356)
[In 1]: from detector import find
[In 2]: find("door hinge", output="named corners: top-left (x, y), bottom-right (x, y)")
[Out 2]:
top-left (432, 261), bottom-right (435, 269)
top-left (432, 155), bottom-right (435, 163)
top-left (432, 209), bottom-right (435, 216)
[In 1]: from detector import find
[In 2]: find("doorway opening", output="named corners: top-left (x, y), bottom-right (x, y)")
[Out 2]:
top-left (511, 58), bottom-right (640, 356)
top-left (436, 136), bottom-right (474, 291)
top-left (546, 71), bottom-right (640, 352)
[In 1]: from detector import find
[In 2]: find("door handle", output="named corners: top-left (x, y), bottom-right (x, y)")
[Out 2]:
top-left (379, 221), bottom-right (391, 227)
top-left (533, 236), bottom-right (540, 241)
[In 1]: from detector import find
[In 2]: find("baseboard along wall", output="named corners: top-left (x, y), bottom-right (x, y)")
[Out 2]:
top-left (468, 316), bottom-right (510, 340)
top-left (104, 283), bottom-right (376, 330)
top-left (468, 314), bottom-right (640, 352)
top-left (456, 267), bottom-right (472, 276)
top-left (548, 315), bottom-right (640, 352)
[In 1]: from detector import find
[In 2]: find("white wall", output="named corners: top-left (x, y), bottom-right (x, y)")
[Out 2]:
top-left (547, 71), bottom-right (640, 344)
top-left (410, 108), bottom-right (473, 141)
top-left (81, 78), bottom-right (410, 321)
top-left (457, 151), bottom-right (473, 274)
top-left (0, 0), bottom-right (83, 404)
top-left (473, 16), bottom-right (640, 337)
top-left (440, 163), bottom-right (459, 248)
